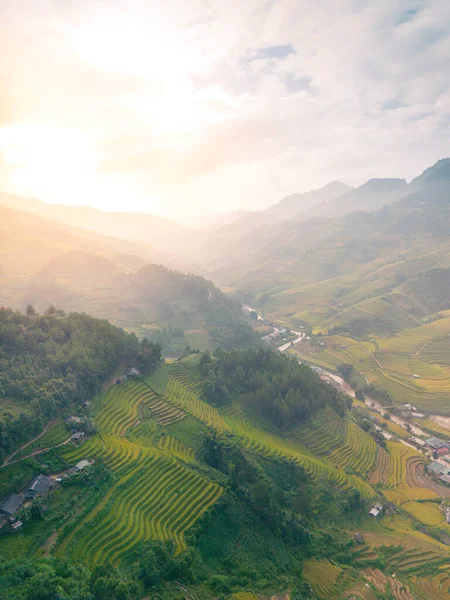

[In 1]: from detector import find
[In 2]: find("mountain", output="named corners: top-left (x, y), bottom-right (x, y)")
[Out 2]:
top-left (0, 204), bottom-right (255, 355)
top-left (207, 158), bottom-right (450, 332)
top-left (187, 177), bottom-right (411, 270)
top-left (293, 177), bottom-right (408, 222)
top-left (410, 156), bottom-right (450, 187)
top-left (188, 209), bottom-right (252, 229)
top-left (0, 191), bottom-right (188, 248)
top-left (187, 181), bottom-right (352, 268)
top-left (264, 180), bottom-right (352, 220)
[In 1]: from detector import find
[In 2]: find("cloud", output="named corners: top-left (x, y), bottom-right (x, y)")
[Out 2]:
top-left (0, 0), bottom-right (449, 219)
top-left (245, 43), bottom-right (296, 62)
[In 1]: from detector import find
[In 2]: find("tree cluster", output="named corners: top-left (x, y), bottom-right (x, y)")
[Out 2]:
top-left (0, 307), bottom-right (159, 459)
top-left (201, 348), bottom-right (350, 430)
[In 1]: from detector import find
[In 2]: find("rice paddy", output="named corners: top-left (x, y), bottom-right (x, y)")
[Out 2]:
top-left (31, 361), bottom-right (450, 600)
top-left (302, 559), bottom-right (342, 598)
top-left (292, 313), bottom-right (450, 413)
top-left (55, 378), bottom-right (223, 565)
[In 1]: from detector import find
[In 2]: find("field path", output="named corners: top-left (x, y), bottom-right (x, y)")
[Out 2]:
top-left (372, 354), bottom-right (384, 370)
top-left (414, 334), bottom-right (450, 356)
top-left (175, 581), bottom-right (198, 600)
top-left (3, 420), bottom-right (55, 465)
top-left (1, 434), bottom-right (72, 468)
top-left (415, 338), bottom-right (436, 356)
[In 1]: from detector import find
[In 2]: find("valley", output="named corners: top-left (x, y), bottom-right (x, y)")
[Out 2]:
top-left (4, 318), bottom-right (450, 598)
top-left (2, 158), bottom-right (450, 599)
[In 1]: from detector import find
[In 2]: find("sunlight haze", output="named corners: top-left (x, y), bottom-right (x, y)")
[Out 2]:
top-left (1, 0), bottom-right (449, 220)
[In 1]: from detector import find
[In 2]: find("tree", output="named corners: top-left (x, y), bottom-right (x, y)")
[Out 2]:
top-left (337, 363), bottom-right (354, 382)
top-left (19, 504), bottom-right (32, 522)
top-left (26, 304), bottom-right (36, 317)
top-left (355, 387), bottom-right (365, 401)
top-left (30, 496), bottom-right (44, 519)
top-left (136, 338), bottom-right (161, 375)
top-left (138, 546), bottom-right (157, 586)
top-left (26, 573), bottom-right (59, 600)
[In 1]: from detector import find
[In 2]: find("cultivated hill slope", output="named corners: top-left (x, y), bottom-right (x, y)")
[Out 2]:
top-left (3, 346), bottom-right (450, 599)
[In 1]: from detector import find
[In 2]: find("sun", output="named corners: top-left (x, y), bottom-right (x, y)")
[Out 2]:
top-left (0, 123), bottom-right (97, 202)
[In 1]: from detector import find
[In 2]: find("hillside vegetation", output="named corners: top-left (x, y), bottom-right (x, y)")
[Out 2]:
top-left (0, 307), bottom-right (160, 462)
top-left (0, 205), bottom-right (255, 354)
top-left (197, 159), bottom-right (450, 413)
top-left (4, 330), bottom-right (450, 599)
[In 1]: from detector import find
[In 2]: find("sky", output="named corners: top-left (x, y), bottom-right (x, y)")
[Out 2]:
top-left (0, 0), bottom-right (449, 222)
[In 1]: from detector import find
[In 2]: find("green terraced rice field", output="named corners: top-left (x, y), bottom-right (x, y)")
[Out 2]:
top-left (65, 450), bottom-right (222, 564)
top-left (293, 320), bottom-right (450, 412)
top-left (55, 377), bottom-right (223, 565)
top-left (223, 406), bottom-right (375, 499)
top-left (303, 559), bottom-right (342, 598)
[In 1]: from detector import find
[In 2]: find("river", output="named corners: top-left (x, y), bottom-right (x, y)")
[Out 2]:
top-left (324, 372), bottom-right (425, 436)
top-left (245, 304), bottom-right (431, 441)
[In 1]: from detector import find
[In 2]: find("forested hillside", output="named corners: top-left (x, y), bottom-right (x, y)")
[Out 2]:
top-left (0, 205), bottom-right (256, 354)
top-left (201, 348), bottom-right (349, 428)
top-left (0, 307), bottom-right (160, 461)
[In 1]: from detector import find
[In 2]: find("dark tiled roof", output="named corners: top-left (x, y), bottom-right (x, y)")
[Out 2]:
top-left (0, 493), bottom-right (22, 515)
top-left (27, 474), bottom-right (52, 494)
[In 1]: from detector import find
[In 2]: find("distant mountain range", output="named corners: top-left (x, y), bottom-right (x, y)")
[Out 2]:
top-left (206, 157), bottom-right (450, 335)
top-left (2, 157), bottom-right (450, 339)
top-left (0, 191), bottom-right (188, 247)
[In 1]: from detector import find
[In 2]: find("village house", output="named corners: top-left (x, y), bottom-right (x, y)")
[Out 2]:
top-left (0, 493), bottom-right (22, 517)
top-left (126, 367), bottom-right (140, 378)
top-left (10, 519), bottom-right (23, 532)
top-left (71, 431), bottom-right (85, 444)
top-left (407, 436), bottom-right (427, 449)
top-left (426, 437), bottom-right (448, 450)
top-left (75, 459), bottom-right (91, 471)
top-left (426, 461), bottom-right (450, 478)
top-left (24, 474), bottom-right (53, 499)
top-left (369, 502), bottom-right (383, 517)
top-left (66, 415), bottom-right (82, 425)
top-left (67, 459), bottom-right (91, 476)
top-left (439, 474), bottom-right (450, 486)
top-left (435, 446), bottom-right (450, 458)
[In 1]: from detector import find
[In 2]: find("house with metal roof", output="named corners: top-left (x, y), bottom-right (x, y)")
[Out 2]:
top-left (426, 437), bottom-right (448, 450)
top-left (439, 474), bottom-right (450, 485)
top-left (126, 367), bottom-right (140, 378)
top-left (24, 474), bottom-right (53, 499)
top-left (71, 432), bottom-right (85, 443)
top-left (369, 502), bottom-right (383, 517)
top-left (426, 461), bottom-right (450, 476)
top-left (0, 493), bottom-right (22, 517)
top-left (11, 520), bottom-right (23, 532)
top-left (436, 446), bottom-right (450, 456)
top-left (75, 460), bottom-right (90, 471)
